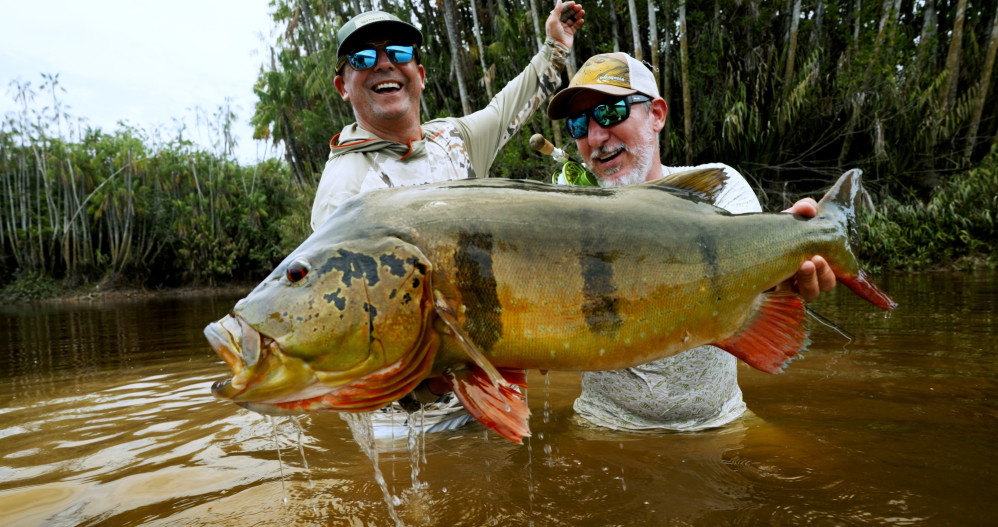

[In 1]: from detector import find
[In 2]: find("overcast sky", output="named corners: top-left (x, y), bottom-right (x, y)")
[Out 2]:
top-left (0, 0), bottom-right (281, 164)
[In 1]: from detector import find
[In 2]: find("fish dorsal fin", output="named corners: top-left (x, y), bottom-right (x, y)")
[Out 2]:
top-left (445, 367), bottom-right (531, 443)
top-left (714, 291), bottom-right (808, 374)
top-left (641, 167), bottom-right (728, 204)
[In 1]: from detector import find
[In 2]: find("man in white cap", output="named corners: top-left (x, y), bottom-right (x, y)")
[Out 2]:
top-left (312, 2), bottom-right (585, 438)
top-left (311, 2), bottom-right (586, 229)
top-left (546, 52), bottom-right (837, 431)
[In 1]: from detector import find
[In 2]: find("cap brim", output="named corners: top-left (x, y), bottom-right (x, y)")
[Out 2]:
top-left (546, 85), bottom-right (637, 120)
top-left (336, 20), bottom-right (423, 58)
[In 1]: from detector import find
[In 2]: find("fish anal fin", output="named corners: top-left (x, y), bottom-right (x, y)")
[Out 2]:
top-left (715, 292), bottom-right (808, 374)
top-left (836, 269), bottom-right (898, 311)
top-left (445, 367), bottom-right (530, 443)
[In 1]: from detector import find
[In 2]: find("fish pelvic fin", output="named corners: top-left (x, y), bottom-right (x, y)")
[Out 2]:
top-left (715, 291), bottom-right (809, 374)
top-left (817, 169), bottom-right (898, 311)
top-left (642, 167), bottom-right (727, 204)
top-left (445, 367), bottom-right (531, 443)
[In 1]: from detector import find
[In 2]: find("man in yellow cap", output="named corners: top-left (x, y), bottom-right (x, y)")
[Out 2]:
top-left (547, 52), bottom-right (837, 431)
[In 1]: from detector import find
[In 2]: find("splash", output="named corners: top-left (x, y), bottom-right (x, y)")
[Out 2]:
top-left (340, 412), bottom-right (406, 527)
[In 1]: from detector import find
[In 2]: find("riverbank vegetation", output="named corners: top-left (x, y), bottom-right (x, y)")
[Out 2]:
top-left (3, 1), bottom-right (998, 300)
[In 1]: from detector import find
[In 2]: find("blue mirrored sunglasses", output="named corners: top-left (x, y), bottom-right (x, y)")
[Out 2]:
top-left (342, 44), bottom-right (416, 72)
top-left (565, 95), bottom-right (652, 139)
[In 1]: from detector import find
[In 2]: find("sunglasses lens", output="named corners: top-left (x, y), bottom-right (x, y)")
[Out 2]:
top-left (385, 45), bottom-right (414, 64)
top-left (566, 114), bottom-right (588, 139)
top-left (347, 49), bottom-right (378, 70)
top-left (593, 99), bottom-right (629, 127)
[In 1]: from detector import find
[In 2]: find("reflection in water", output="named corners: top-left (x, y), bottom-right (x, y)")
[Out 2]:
top-left (0, 273), bottom-right (996, 526)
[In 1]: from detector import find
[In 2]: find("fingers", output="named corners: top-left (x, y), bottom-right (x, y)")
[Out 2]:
top-left (547, 1), bottom-right (586, 40)
top-left (793, 256), bottom-right (837, 302)
top-left (782, 197), bottom-right (818, 218)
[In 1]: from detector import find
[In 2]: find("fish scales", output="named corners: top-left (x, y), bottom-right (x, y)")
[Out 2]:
top-left (205, 169), bottom-right (895, 442)
top-left (321, 179), bottom-right (835, 371)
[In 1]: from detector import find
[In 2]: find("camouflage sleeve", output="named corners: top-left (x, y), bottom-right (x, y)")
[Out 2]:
top-left (451, 37), bottom-right (569, 178)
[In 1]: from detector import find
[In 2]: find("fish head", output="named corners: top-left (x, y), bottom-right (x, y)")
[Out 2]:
top-left (206, 237), bottom-right (438, 413)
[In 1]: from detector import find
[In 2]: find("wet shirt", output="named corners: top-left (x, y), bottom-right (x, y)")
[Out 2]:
top-left (573, 163), bottom-right (762, 432)
top-left (311, 38), bottom-right (569, 230)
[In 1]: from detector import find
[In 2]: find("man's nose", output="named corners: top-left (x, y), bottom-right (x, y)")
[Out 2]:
top-left (373, 49), bottom-right (394, 70)
top-left (586, 117), bottom-right (610, 142)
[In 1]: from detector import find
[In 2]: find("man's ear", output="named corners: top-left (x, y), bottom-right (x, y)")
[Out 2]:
top-left (334, 75), bottom-right (349, 101)
top-left (418, 64), bottom-right (426, 90)
top-left (649, 98), bottom-right (668, 133)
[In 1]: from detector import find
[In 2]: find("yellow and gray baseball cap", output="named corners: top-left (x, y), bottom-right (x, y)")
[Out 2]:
top-left (547, 52), bottom-right (660, 119)
top-left (335, 11), bottom-right (423, 58)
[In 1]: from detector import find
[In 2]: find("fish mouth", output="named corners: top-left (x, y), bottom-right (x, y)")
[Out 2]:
top-left (204, 315), bottom-right (322, 405)
top-left (204, 313), bottom-right (436, 415)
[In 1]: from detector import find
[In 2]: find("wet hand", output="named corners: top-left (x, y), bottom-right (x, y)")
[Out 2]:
top-left (779, 198), bottom-right (837, 302)
top-left (546, 1), bottom-right (585, 48)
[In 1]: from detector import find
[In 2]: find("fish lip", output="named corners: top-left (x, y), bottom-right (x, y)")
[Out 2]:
top-left (204, 314), bottom-right (279, 397)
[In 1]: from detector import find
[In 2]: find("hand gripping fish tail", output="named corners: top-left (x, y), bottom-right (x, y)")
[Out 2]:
top-left (713, 169), bottom-right (896, 374)
top-left (813, 169), bottom-right (897, 311)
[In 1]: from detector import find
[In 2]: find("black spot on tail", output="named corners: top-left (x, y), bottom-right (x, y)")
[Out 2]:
top-left (454, 231), bottom-right (503, 351)
top-left (580, 250), bottom-right (622, 335)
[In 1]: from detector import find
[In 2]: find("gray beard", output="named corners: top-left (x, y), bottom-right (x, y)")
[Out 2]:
top-left (591, 126), bottom-right (658, 188)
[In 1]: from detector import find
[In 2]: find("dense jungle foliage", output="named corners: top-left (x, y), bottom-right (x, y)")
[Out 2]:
top-left (2, 0), bottom-right (997, 299)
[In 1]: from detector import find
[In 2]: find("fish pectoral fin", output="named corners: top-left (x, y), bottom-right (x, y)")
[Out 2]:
top-left (433, 290), bottom-right (510, 391)
top-left (445, 367), bottom-right (530, 444)
top-left (714, 291), bottom-right (809, 374)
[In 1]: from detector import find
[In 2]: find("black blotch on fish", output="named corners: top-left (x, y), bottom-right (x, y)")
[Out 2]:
top-left (364, 302), bottom-right (378, 343)
top-left (318, 249), bottom-right (380, 287)
top-left (323, 288), bottom-right (347, 310)
top-left (379, 252), bottom-right (407, 278)
top-left (454, 231), bottom-right (503, 351)
top-left (579, 250), bottom-right (623, 335)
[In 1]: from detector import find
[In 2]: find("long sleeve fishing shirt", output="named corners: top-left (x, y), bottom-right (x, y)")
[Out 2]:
top-left (311, 37), bottom-right (570, 231)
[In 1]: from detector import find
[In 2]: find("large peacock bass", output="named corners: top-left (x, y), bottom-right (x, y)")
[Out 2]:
top-left (205, 168), bottom-right (895, 443)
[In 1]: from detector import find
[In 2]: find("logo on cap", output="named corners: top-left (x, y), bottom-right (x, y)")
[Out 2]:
top-left (354, 13), bottom-right (393, 28)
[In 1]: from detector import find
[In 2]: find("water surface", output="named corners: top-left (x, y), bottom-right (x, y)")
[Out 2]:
top-left (1, 273), bottom-right (996, 526)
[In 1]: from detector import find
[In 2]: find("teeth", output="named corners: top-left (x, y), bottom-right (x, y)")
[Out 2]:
top-left (374, 82), bottom-right (401, 92)
top-left (239, 317), bottom-right (261, 367)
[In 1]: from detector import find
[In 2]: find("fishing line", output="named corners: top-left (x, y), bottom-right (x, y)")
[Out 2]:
top-left (805, 305), bottom-right (854, 342)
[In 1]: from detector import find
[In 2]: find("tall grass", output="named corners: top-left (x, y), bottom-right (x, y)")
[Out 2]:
top-left (1, 77), bottom-right (311, 299)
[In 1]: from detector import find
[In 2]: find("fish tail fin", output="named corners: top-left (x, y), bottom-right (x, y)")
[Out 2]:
top-left (445, 367), bottom-right (530, 443)
top-left (715, 291), bottom-right (809, 374)
top-left (816, 169), bottom-right (897, 311)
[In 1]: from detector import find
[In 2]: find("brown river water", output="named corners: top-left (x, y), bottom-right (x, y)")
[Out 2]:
top-left (1, 272), bottom-right (996, 526)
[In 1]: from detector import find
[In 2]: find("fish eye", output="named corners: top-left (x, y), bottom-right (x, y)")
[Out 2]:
top-left (286, 261), bottom-right (308, 283)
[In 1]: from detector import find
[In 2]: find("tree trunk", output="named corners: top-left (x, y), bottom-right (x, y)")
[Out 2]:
top-left (810, 0), bottom-right (825, 51)
top-left (916, 0), bottom-right (937, 67)
top-left (679, 0), bottom-right (692, 165)
top-left (941, 0), bottom-right (967, 115)
top-left (661, 0), bottom-right (672, 157)
top-left (528, 0), bottom-right (543, 52)
top-left (839, 0), bottom-right (897, 165)
top-left (647, 0), bottom-right (660, 93)
top-left (783, 0), bottom-right (802, 93)
top-left (442, 0), bottom-right (473, 115)
top-left (608, 0), bottom-right (621, 52)
top-left (470, 2), bottom-right (494, 99)
top-left (628, 0), bottom-right (643, 60)
top-left (963, 4), bottom-right (998, 162)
